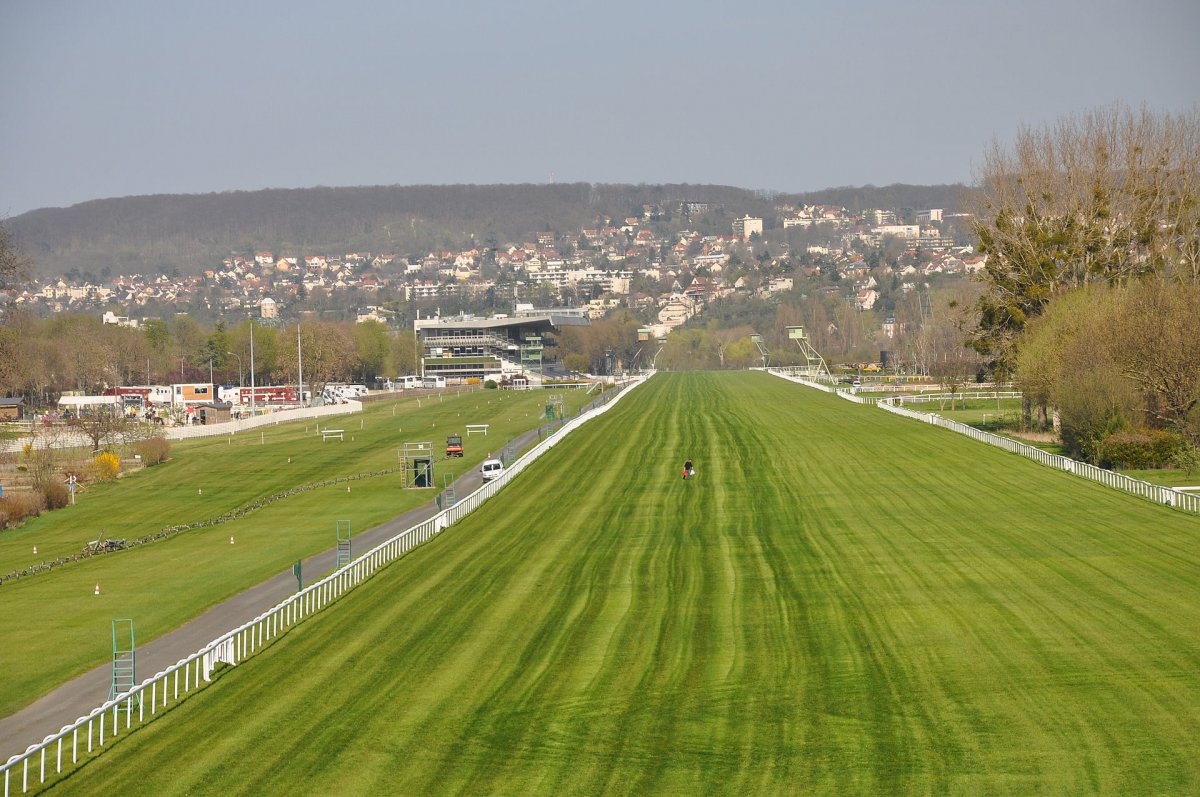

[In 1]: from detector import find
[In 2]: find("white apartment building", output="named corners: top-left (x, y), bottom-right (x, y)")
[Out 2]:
top-left (732, 215), bottom-right (763, 241)
top-left (873, 224), bottom-right (921, 240)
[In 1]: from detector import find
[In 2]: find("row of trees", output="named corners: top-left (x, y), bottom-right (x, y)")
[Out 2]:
top-left (968, 104), bottom-right (1200, 374)
top-left (968, 104), bottom-right (1200, 462)
top-left (1016, 278), bottom-right (1199, 463)
top-left (0, 311), bottom-right (421, 403)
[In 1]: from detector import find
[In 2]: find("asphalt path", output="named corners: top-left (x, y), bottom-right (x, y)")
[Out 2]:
top-left (0, 426), bottom-right (541, 761)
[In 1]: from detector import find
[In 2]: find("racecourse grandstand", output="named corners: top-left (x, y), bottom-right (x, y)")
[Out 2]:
top-left (414, 306), bottom-right (589, 384)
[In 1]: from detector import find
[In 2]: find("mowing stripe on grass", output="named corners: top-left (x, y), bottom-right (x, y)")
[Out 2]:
top-left (0, 389), bottom-right (592, 721)
top-left (45, 372), bottom-right (1200, 795)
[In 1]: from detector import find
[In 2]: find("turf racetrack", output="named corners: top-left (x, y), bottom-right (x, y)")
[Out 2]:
top-left (0, 389), bottom-right (586, 719)
top-left (49, 372), bottom-right (1200, 795)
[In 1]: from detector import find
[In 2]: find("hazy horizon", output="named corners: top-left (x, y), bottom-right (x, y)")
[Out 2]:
top-left (3, 0), bottom-right (1198, 217)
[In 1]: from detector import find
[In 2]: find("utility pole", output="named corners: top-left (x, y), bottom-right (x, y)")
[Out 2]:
top-left (297, 323), bottom-right (304, 406)
top-left (227, 351), bottom-right (243, 387)
top-left (250, 322), bottom-right (256, 416)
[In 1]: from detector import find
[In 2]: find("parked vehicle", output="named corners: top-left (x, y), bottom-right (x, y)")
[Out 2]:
top-left (104, 385), bottom-right (172, 405)
top-left (222, 385), bottom-right (308, 405)
top-left (422, 375), bottom-right (446, 389)
top-left (394, 375), bottom-right (422, 390)
top-left (446, 434), bottom-right (464, 457)
top-left (480, 459), bottom-right (504, 481)
top-left (328, 384), bottom-right (368, 398)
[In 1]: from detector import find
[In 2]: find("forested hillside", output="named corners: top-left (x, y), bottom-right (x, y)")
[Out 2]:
top-left (8, 182), bottom-right (965, 278)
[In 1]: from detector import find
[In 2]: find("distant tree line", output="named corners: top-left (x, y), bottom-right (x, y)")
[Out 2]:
top-left (0, 312), bottom-right (419, 404)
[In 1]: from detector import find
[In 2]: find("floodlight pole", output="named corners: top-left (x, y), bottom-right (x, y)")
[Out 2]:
top-left (227, 351), bottom-right (243, 387)
top-left (250, 322), bottom-right (256, 416)
top-left (297, 323), bottom-right (304, 406)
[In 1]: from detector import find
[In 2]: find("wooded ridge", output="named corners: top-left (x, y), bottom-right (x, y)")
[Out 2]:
top-left (8, 182), bottom-right (965, 277)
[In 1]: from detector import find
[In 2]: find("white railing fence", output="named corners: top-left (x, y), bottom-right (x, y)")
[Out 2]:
top-left (162, 400), bottom-right (363, 441)
top-left (767, 369), bottom-right (1200, 516)
top-left (893, 390), bottom-right (1023, 406)
top-left (1, 375), bottom-right (652, 795)
top-left (0, 402), bottom-right (363, 454)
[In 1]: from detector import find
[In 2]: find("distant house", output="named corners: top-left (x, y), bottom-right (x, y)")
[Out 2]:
top-left (260, 297), bottom-right (278, 319)
top-left (855, 289), bottom-right (879, 311)
top-left (101, 311), bottom-right (139, 328)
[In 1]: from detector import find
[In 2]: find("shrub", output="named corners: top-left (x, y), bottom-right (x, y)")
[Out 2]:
top-left (1169, 446), bottom-right (1200, 476)
top-left (1101, 429), bottom-right (1187, 470)
top-left (483, 379), bottom-right (498, 390)
top-left (563, 353), bottom-right (590, 374)
top-left (92, 451), bottom-right (121, 482)
top-left (0, 491), bottom-right (47, 528)
top-left (40, 479), bottom-right (70, 510)
top-left (137, 436), bottom-right (171, 466)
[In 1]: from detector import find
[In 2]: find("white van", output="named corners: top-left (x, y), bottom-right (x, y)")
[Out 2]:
top-left (480, 459), bottom-right (505, 481)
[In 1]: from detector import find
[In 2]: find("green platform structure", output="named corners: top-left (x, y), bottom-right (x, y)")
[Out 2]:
top-left (403, 441), bottom-right (435, 489)
top-left (785, 325), bottom-right (832, 380)
top-left (520, 335), bottom-right (544, 377)
top-left (750, 333), bottom-right (771, 368)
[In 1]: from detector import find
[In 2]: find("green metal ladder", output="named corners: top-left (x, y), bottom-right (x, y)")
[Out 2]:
top-left (336, 520), bottom-right (352, 568)
top-left (110, 619), bottom-right (138, 710)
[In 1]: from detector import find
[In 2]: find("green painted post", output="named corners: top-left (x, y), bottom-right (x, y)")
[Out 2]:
top-left (293, 560), bottom-right (302, 591)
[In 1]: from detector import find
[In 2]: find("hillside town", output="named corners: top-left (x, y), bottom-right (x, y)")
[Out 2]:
top-left (4, 202), bottom-right (980, 338)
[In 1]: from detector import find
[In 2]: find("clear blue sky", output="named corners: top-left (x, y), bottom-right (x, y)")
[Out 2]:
top-left (2, 0), bottom-right (1197, 216)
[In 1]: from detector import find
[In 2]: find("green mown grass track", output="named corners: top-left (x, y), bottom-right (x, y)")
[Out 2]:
top-left (48, 372), bottom-right (1200, 795)
top-left (0, 389), bottom-right (590, 719)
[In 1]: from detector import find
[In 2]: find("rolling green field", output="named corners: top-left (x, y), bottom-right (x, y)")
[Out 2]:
top-left (0, 388), bottom-right (591, 718)
top-left (43, 372), bottom-right (1200, 794)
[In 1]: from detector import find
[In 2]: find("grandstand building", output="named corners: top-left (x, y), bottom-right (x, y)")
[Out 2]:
top-left (414, 307), bottom-right (590, 384)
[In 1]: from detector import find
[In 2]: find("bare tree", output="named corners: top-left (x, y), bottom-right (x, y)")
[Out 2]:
top-left (966, 104), bottom-right (1200, 372)
top-left (711, 325), bottom-right (754, 368)
top-left (274, 321), bottom-right (355, 395)
top-left (1113, 279), bottom-right (1200, 440)
top-left (67, 408), bottom-right (143, 453)
top-left (0, 220), bottom-right (31, 289)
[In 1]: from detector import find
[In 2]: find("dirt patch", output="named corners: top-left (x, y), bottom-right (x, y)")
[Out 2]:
top-left (1007, 430), bottom-right (1057, 443)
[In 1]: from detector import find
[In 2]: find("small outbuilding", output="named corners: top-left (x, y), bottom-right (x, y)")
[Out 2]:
top-left (0, 397), bottom-right (26, 421)
top-left (196, 402), bottom-right (233, 425)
